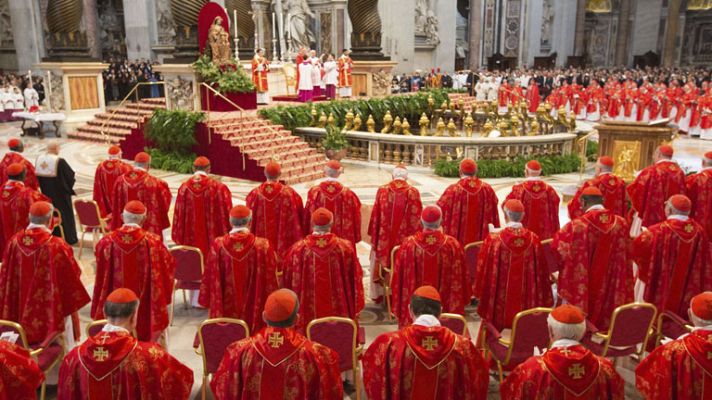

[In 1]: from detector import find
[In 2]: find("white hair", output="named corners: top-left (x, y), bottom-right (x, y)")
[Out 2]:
top-left (547, 314), bottom-right (586, 341)
top-left (690, 312), bottom-right (712, 327)
top-left (392, 168), bottom-right (408, 180)
top-left (134, 162), bottom-right (149, 170)
top-left (313, 223), bottom-right (332, 234)
top-left (325, 167), bottom-right (340, 178)
top-left (122, 212), bottom-right (146, 225)
top-left (666, 203), bottom-right (690, 217)
top-left (598, 163), bottom-right (613, 173)
top-left (29, 210), bottom-right (53, 225)
top-left (526, 167), bottom-right (542, 176)
top-left (230, 216), bottom-right (251, 228)
top-left (421, 220), bottom-right (441, 230)
top-left (504, 210), bottom-right (523, 222)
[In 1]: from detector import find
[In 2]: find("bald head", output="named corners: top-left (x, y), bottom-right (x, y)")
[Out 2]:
top-left (47, 142), bottom-right (60, 155)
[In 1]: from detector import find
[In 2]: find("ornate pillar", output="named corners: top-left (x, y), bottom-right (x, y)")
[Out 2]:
top-left (614, 0), bottom-right (631, 66)
top-left (573, 0), bottom-right (586, 56)
top-left (467, 0), bottom-right (482, 68)
top-left (169, 0), bottom-right (208, 62)
top-left (662, 0), bottom-right (682, 67)
top-left (83, 0), bottom-right (100, 58)
top-left (347, 0), bottom-right (386, 60)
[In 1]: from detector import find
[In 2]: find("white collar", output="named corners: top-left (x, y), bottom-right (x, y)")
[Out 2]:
top-left (101, 323), bottom-right (130, 334)
top-left (667, 215), bottom-right (690, 221)
top-left (325, 177), bottom-right (339, 182)
top-left (505, 221), bottom-right (523, 228)
top-left (550, 338), bottom-right (581, 349)
top-left (26, 223), bottom-right (51, 232)
top-left (413, 314), bottom-right (441, 328)
top-left (692, 325), bottom-right (712, 332)
top-left (5, 179), bottom-right (23, 187)
top-left (193, 171), bottom-right (208, 177)
top-left (122, 223), bottom-right (141, 228)
top-left (597, 171), bottom-right (612, 176)
top-left (133, 166), bottom-right (147, 172)
top-left (312, 231), bottom-right (330, 236)
top-left (586, 204), bottom-right (606, 212)
top-left (525, 176), bottom-right (541, 181)
top-left (230, 227), bottom-right (249, 234)
top-left (656, 159), bottom-right (674, 164)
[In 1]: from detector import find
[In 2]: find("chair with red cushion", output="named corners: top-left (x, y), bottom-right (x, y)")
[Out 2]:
top-left (307, 317), bottom-right (364, 400)
top-left (85, 319), bottom-right (108, 338)
top-left (483, 307), bottom-right (552, 382)
top-left (464, 241), bottom-right (482, 289)
top-left (197, 318), bottom-right (249, 400)
top-left (540, 238), bottom-right (557, 274)
top-left (73, 199), bottom-right (110, 259)
top-left (583, 302), bottom-right (657, 358)
top-left (169, 246), bottom-right (204, 325)
top-left (0, 320), bottom-right (64, 400)
top-left (439, 313), bottom-right (469, 336)
top-left (656, 310), bottom-right (693, 345)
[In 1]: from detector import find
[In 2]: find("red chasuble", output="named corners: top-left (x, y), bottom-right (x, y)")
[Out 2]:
top-left (58, 330), bottom-right (193, 400)
top-left (199, 231), bottom-right (279, 333)
top-left (246, 181), bottom-right (304, 260)
top-left (392, 230), bottom-right (468, 327)
top-left (553, 209), bottom-right (633, 330)
top-left (0, 181), bottom-right (48, 255)
top-left (92, 159), bottom-right (131, 217)
top-left (627, 160), bottom-right (686, 227)
top-left (0, 152), bottom-right (39, 190)
top-left (362, 324), bottom-right (489, 400)
top-left (0, 227), bottom-right (90, 344)
top-left (633, 218), bottom-right (712, 317)
top-left (282, 233), bottom-right (364, 332)
top-left (437, 177), bottom-right (500, 246)
top-left (92, 226), bottom-right (175, 342)
top-left (251, 55), bottom-right (269, 92)
top-left (368, 179), bottom-right (423, 276)
top-left (636, 329), bottom-right (712, 400)
top-left (686, 168), bottom-right (712, 240)
top-left (567, 173), bottom-right (627, 219)
top-left (210, 327), bottom-right (343, 400)
top-left (110, 168), bottom-right (172, 237)
top-left (0, 340), bottom-right (44, 400)
top-left (474, 226), bottom-right (552, 330)
top-left (303, 180), bottom-right (362, 244)
top-left (501, 345), bottom-right (625, 400)
top-left (171, 173), bottom-right (232, 256)
top-left (504, 179), bottom-right (560, 240)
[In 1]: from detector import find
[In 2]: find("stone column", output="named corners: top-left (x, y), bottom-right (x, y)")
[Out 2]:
top-left (662, 0), bottom-right (682, 67)
top-left (83, 0), bottom-right (101, 58)
top-left (347, 0), bottom-right (386, 60)
top-left (573, 0), bottom-right (586, 56)
top-left (123, 0), bottom-right (155, 60)
top-left (7, 0), bottom-right (44, 70)
top-left (614, 0), bottom-right (631, 66)
top-left (468, 0), bottom-right (482, 68)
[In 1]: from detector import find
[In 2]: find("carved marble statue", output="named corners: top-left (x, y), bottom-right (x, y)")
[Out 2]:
top-left (283, 0), bottom-right (315, 50)
top-left (208, 17), bottom-right (232, 64)
top-left (540, 0), bottom-right (554, 50)
top-left (0, 0), bottom-right (13, 49)
top-left (425, 10), bottom-right (440, 45)
top-left (414, 0), bottom-right (439, 45)
top-left (155, 0), bottom-right (176, 44)
top-left (168, 77), bottom-right (194, 111)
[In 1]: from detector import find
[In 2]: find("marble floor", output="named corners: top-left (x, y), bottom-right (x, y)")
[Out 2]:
top-left (1, 120), bottom-right (710, 399)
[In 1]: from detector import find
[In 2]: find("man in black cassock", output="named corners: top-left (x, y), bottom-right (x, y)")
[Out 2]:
top-left (35, 142), bottom-right (78, 244)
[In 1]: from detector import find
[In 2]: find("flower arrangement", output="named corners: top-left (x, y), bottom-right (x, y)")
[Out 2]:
top-left (192, 54), bottom-right (256, 94)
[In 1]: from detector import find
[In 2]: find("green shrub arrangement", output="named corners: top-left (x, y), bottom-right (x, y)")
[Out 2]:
top-left (146, 148), bottom-right (196, 174)
top-left (586, 139), bottom-right (599, 161)
top-left (144, 109), bottom-right (205, 173)
top-left (193, 55), bottom-right (256, 93)
top-left (434, 154), bottom-right (582, 178)
top-left (322, 125), bottom-right (349, 151)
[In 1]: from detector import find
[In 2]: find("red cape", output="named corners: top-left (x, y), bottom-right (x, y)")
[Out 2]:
top-left (553, 209), bottom-right (633, 330)
top-left (392, 230), bottom-right (468, 327)
top-left (171, 174), bottom-right (232, 256)
top-left (92, 226), bottom-right (175, 342)
top-left (282, 233), bottom-right (364, 332)
top-left (110, 169), bottom-right (172, 237)
top-left (0, 181), bottom-right (48, 255)
top-left (0, 152), bottom-right (39, 190)
top-left (474, 226), bottom-right (552, 330)
top-left (92, 159), bottom-right (131, 217)
top-left (627, 161), bottom-right (686, 227)
top-left (210, 327), bottom-right (343, 400)
top-left (567, 173), bottom-right (627, 220)
top-left (0, 227), bottom-right (89, 344)
top-left (362, 324), bottom-right (489, 400)
top-left (246, 181), bottom-right (304, 260)
top-left (0, 338), bottom-right (44, 399)
top-left (199, 231), bottom-right (279, 333)
top-left (437, 177), bottom-right (500, 246)
top-left (303, 181), bottom-right (362, 244)
top-left (686, 169), bottom-right (712, 239)
top-left (58, 330), bottom-right (193, 399)
top-left (504, 179), bottom-right (560, 240)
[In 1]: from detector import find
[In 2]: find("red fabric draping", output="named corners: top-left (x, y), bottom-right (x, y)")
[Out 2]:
top-left (198, 3), bottom-right (230, 54)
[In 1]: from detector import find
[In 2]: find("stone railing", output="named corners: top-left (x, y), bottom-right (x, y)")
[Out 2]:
top-left (296, 127), bottom-right (578, 167)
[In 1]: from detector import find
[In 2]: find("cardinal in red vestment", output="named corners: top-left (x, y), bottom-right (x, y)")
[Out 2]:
top-left (0, 340), bottom-right (44, 399)
top-left (246, 161), bottom-right (304, 260)
top-left (474, 200), bottom-right (553, 330)
top-left (362, 286), bottom-right (489, 400)
top-left (172, 157), bottom-right (232, 256)
top-left (553, 187), bottom-right (633, 330)
top-left (282, 208), bottom-right (364, 332)
top-left (627, 145), bottom-right (686, 228)
top-left (636, 292), bottom-right (712, 399)
top-left (391, 206), bottom-right (468, 327)
top-left (92, 201), bottom-right (176, 342)
top-left (303, 160), bottom-right (362, 244)
top-left (110, 152), bottom-right (172, 238)
top-left (0, 201), bottom-right (90, 346)
top-left (0, 163), bottom-right (49, 255)
top-left (92, 145), bottom-right (131, 217)
top-left (633, 195), bottom-right (712, 318)
top-left (58, 288), bottom-right (193, 400)
top-left (504, 160), bottom-right (560, 240)
top-left (199, 205), bottom-right (279, 333)
top-left (211, 289), bottom-right (343, 400)
top-left (437, 158), bottom-right (499, 246)
top-left (0, 138), bottom-right (38, 189)
top-left (501, 304), bottom-right (625, 399)
top-left (368, 164), bottom-right (423, 301)
top-left (686, 151), bottom-right (712, 239)
top-left (568, 156), bottom-right (627, 219)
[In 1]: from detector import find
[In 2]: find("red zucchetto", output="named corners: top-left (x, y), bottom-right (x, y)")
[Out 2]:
top-left (194, 156), bottom-right (210, 167)
top-left (230, 205), bottom-right (251, 219)
top-left (421, 205), bottom-right (442, 224)
top-left (460, 158), bottom-right (477, 175)
top-left (550, 304), bottom-right (585, 324)
top-left (108, 145), bottom-right (121, 156)
top-left (265, 161), bottom-right (281, 176)
top-left (7, 138), bottom-right (20, 148)
top-left (581, 187), bottom-right (603, 197)
top-left (326, 160), bottom-right (341, 170)
top-left (134, 152), bottom-right (151, 163)
top-left (124, 200), bottom-right (147, 215)
top-left (413, 285), bottom-right (441, 303)
top-left (658, 145), bottom-right (674, 158)
top-left (6, 163), bottom-right (24, 176)
top-left (29, 201), bottom-right (52, 217)
top-left (106, 288), bottom-right (139, 304)
top-left (264, 289), bottom-right (298, 322)
top-left (669, 194), bottom-right (691, 212)
top-left (311, 208), bottom-right (333, 226)
top-left (504, 199), bottom-right (524, 213)
top-left (526, 160), bottom-right (541, 171)
top-left (691, 292), bottom-right (712, 321)
top-left (598, 156), bottom-right (614, 167)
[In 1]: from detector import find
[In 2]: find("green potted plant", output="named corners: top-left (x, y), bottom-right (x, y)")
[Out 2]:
top-left (322, 124), bottom-right (349, 160)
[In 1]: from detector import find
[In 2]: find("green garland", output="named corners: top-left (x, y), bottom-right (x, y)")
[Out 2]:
top-left (144, 109), bottom-right (205, 173)
top-left (434, 154), bottom-right (582, 178)
top-left (193, 54), bottom-right (256, 94)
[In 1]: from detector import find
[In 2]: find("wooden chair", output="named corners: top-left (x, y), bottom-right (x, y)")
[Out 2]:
top-left (439, 313), bottom-right (469, 336)
top-left (73, 199), bottom-right (110, 258)
top-left (583, 302), bottom-right (657, 358)
top-left (196, 318), bottom-right (249, 400)
top-left (0, 320), bottom-right (64, 400)
top-left (307, 317), bottom-right (364, 400)
top-left (169, 246), bottom-right (204, 325)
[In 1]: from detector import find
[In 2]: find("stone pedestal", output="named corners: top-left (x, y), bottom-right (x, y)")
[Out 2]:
top-left (153, 63), bottom-right (201, 111)
top-left (36, 62), bottom-right (107, 129)
top-left (351, 60), bottom-right (397, 97)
